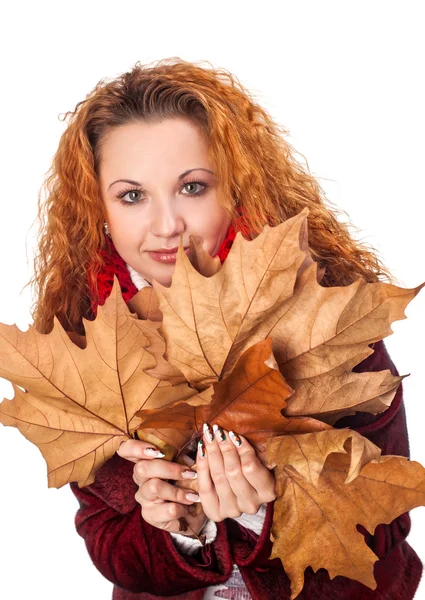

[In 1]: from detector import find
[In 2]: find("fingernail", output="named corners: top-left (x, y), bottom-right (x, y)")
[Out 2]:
top-left (212, 424), bottom-right (226, 443)
top-left (143, 447), bottom-right (165, 458)
top-left (182, 454), bottom-right (195, 467)
top-left (203, 422), bottom-right (214, 443)
top-left (229, 431), bottom-right (242, 447)
top-left (181, 469), bottom-right (198, 479)
top-left (186, 493), bottom-right (201, 502)
top-left (198, 439), bottom-right (206, 458)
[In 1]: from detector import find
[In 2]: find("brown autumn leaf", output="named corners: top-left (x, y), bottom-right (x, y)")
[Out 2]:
top-left (126, 232), bottom-right (221, 322)
top-left (267, 430), bottom-right (425, 599)
top-left (153, 210), bottom-right (307, 387)
top-left (188, 234), bottom-right (222, 277)
top-left (132, 317), bottom-right (187, 386)
top-left (127, 286), bottom-right (162, 321)
top-left (0, 278), bottom-right (197, 487)
top-left (153, 208), bottom-right (423, 424)
top-left (274, 264), bottom-right (414, 424)
top-left (298, 216), bottom-right (326, 283)
top-left (136, 338), bottom-right (331, 457)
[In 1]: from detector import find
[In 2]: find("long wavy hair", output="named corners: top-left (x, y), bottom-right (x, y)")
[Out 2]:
top-left (29, 57), bottom-right (394, 335)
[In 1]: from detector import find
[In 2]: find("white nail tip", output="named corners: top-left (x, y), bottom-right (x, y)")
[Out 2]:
top-left (143, 448), bottom-right (165, 457)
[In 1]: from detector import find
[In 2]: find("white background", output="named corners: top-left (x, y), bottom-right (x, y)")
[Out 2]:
top-left (0, 1), bottom-right (424, 598)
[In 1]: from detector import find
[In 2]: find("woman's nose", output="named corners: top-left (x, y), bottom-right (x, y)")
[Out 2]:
top-left (150, 201), bottom-right (185, 238)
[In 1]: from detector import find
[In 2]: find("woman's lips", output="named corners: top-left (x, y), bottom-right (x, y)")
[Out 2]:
top-left (147, 247), bottom-right (190, 263)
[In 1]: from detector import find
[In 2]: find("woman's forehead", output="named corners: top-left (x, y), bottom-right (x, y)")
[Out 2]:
top-left (99, 118), bottom-right (213, 184)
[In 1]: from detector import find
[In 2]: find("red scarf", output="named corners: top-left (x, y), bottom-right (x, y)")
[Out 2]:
top-left (90, 219), bottom-right (242, 316)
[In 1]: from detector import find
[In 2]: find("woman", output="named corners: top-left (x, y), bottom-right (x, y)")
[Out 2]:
top-left (29, 58), bottom-right (422, 599)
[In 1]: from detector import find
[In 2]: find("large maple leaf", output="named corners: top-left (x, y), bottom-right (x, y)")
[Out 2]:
top-left (153, 207), bottom-right (422, 424)
top-left (267, 430), bottom-right (425, 599)
top-left (0, 280), bottom-right (197, 487)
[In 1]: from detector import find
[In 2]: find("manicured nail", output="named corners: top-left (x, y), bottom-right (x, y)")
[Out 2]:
top-left (198, 439), bottom-right (206, 458)
top-left (143, 447), bottom-right (165, 458)
top-left (181, 469), bottom-right (198, 479)
top-left (203, 422), bottom-right (214, 443)
top-left (186, 493), bottom-right (201, 502)
top-left (229, 431), bottom-right (242, 447)
top-left (213, 424), bottom-right (226, 443)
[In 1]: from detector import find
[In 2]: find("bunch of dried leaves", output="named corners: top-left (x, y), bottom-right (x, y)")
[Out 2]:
top-left (1, 207), bottom-right (424, 599)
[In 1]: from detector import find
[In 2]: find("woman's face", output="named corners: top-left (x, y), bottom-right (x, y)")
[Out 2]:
top-left (99, 117), bottom-right (231, 287)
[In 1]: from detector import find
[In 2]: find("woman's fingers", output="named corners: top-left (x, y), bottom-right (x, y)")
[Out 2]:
top-left (142, 499), bottom-right (208, 535)
top-left (197, 423), bottom-right (277, 520)
top-left (137, 478), bottom-right (203, 534)
top-left (213, 425), bottom-right (260, 514)
top-left (138, 478), bottom-right (200, 505)
top-left (196, 430), bottom-right (221, 519)
top-left (142, 499), bottom-right (191, 532)
top-left (133, 459), bottom-right (197, 487)
top-left (232, 431), bottom-right (277, 503)
top-left (197, 424), bottom-right (239, 520)
top-left (117, 439), bottom-right (165, 462)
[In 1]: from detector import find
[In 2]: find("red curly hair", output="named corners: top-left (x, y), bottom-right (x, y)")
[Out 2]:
top-left (28, 57), bottom-right (394, 335)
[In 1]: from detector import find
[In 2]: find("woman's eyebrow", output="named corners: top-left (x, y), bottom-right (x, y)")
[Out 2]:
top-left (107, 168), bottom-right (215, 191)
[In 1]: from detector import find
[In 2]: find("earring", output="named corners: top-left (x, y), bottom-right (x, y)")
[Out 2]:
top-left (103, 221), bottom-right (111, 237)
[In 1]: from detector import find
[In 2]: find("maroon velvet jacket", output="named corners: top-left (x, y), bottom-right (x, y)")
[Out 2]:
top-left (70, 340), bottom-right (423, 599)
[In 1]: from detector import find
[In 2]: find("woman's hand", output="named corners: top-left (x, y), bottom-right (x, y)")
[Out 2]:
top-left (197, 424), bottom-right (277, 521)
top-left (118, 439), bottom-right (207, 537)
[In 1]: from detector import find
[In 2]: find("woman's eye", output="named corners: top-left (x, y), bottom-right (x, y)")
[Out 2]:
top-left (124, 189), bottom-right (143, 203)
top-left (182, 181), bottom-right (207, 196)
top-left (117, 188), bottom-right (144, 205)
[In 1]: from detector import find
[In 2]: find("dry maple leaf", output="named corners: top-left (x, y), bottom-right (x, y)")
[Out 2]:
top-left (136, 338), bottom-right (331, 458)
top-left (153, 208), bottom-right (424, 425)
top-left (126, 233), bottom-right (221, 323)
top-left (153, 209), bottom-right (308, 387)
top-left (273, 263), bottom-right (419, 423)
top-left (188, 234), bottom-right (222, 277)
top-left (267, 430), bottom-right (425, 599)
top-left (127, 286), bottom-right (162, 322)
top-left (0, 278), bottom-right (197, 487)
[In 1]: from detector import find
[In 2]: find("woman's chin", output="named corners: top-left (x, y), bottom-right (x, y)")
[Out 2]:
top-left (136, 259), bottom-right (175, 289)
top-left (153, 277), bottom-right (172, 288)
top-left (148, 270), bottom-right (174, 288)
